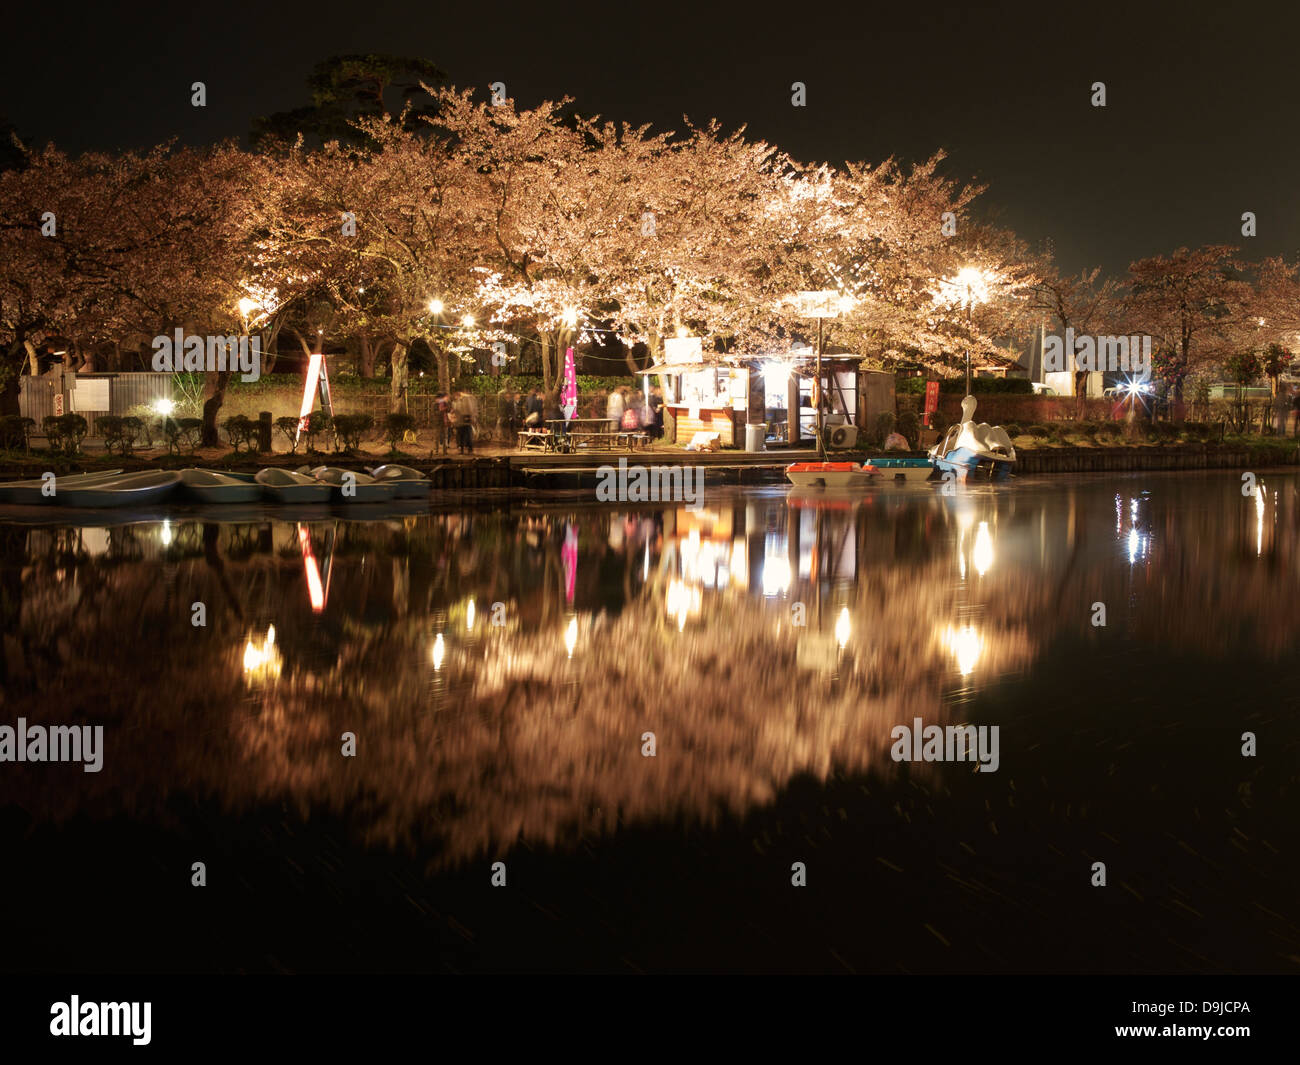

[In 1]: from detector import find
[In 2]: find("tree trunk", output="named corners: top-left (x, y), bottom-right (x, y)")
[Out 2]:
top-left (359, 335), bottom-right (377, 378)
top-left (391, 340), bottom-right (409, 414)
top-left (0, 339), bottom-right (25, 418)
top-left (436, 344), bottom-right (450, 394)
top-left (201, 370), bottom-right (233, 447)
top-left (540, 333), bottom-right (554, 394)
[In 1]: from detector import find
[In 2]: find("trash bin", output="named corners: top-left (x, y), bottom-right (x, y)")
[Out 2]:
top-left (744, 422), bottom-right (766, 453)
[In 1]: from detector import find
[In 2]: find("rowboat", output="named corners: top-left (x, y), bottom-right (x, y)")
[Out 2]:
top-left (310, 466), bottom-right (400, 503)
top-left (255, 468), bottom-right (333, 503)
top-left (179, 468), bottom-right (265, 504)
top-left (0, 469), bottom-right (124, 505)
top-left (56, 470), bottom-right (182, 508)
top-left (785, 461), bottom-right (877, 488)
top-left (867, 456), bottom-right (935, 482)
top-left (367, 464), bottom-right (431, 499)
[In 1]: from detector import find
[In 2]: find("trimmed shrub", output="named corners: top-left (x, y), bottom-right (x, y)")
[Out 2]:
top-left (895, 410), bottom-right (920, 448)
top-left (42, 413), bottom-right (87, 455)
top-left (303, 411), bottom-right (333, 453)
top-left (275, 416), bottom-right (301, 453)
top-left (1002, 423), bottom-right (1022, 439)
top-left (163, 417), bottom-right (203, 454)
top-left (1026, 424), bottom-right (1050, 439)
top-left (0, 414), bottom-right (36, 450)
top-left (383, 412), bottom-right (416, 452)
top-left (873, 411), bottom-right (896, 445)
top-left (222, 414), bottom-right (256, 453)
top-left (332, 413), bottom-right (374, 452)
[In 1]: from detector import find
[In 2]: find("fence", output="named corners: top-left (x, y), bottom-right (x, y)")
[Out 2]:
top-left (19, 372), bottom-right (175, 437)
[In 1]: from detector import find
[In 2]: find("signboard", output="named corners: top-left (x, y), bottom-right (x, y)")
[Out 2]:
top-left (794, 290), bottom-right (842, 319)
top-left (923, 380), bottom-right (940, 426)
top-left (663, 336), bottom-right (702, 364)
top-left (53, 392), bottom-right (64, 417)
top-left (72, 378), bottom-right (111, 412)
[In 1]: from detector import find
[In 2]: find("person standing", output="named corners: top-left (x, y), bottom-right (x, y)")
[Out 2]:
top-left (648, 386), bottom-right (664, 439)
top-left (606, 385), bottom-right (626, 428)
top-left (433, 391), bottom-right (451, 455)
top-left (524, 387), bottom-right (544, 428)
top-left (453, 390), bottom-right (478, 454)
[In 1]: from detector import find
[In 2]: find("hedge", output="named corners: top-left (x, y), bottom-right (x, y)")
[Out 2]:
top-left (897, 376), bottom-right (1034, 395)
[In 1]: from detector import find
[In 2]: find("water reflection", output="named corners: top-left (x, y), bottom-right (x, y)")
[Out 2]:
top-left (1, 473), bottom-right (1298, 868)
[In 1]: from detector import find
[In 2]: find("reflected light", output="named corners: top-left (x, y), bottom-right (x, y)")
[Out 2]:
top-left (159, 520), bottom-right (172, 547)
top-left (762, 556), bottom-right (791, 597)
top-left (466, 599), bottom-right (476, 631)
top-left (1128, 527), bottom-right (1139, 564)
top-left (947, 624), bottom-right (982, 677)
top-left (835, 607), bottom-right (851, 649)
top-left (973, 521), bottom-right (993, 577)
top-left (564, 616), bottom-right (578, 657)
top-left (242, 625), bottom-right (282, 684)
top-left (1255, 482), bottom-right (1265, 556)
top-left (431, 633), bottom-right (445, 670)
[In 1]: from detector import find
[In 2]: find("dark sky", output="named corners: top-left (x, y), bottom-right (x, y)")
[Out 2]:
top-left (5, 0), bottom-right (1295, 277)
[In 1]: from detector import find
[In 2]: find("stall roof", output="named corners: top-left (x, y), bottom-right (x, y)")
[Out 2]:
top-left (640, 361), bottom-right (709, 375)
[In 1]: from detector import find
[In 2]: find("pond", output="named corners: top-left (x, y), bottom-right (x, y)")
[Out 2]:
top-left (1, 471), bottom-right (1297, 973)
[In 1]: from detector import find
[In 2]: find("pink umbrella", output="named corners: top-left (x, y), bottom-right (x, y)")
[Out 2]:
top-left (561, 346), bottom-right (578, 422)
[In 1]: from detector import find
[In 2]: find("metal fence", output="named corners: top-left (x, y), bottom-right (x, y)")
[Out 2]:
top-left (19, 373), bottom-right (175, 437)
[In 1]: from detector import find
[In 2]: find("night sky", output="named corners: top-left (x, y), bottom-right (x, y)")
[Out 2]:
top-left (6, 1), bottom-right (1294, 277)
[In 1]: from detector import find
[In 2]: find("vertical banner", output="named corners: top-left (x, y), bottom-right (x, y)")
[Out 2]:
top-left (924, 380), bottom-right (940, 426)
top-left (296, 353), bottom-right (323, 446)
top-left (561, 346), bottom-right (578, 422)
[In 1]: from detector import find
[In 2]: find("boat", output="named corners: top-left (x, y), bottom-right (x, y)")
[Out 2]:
top-left (55, 470), bottom-right (183, 508)
top-left (927, 396), bottom-right (1017, 480)
top-left (367, 464), bottom-right (431, 499)
top-left (179, 468), bottom-right (265, 504)
top-left (255, 468), bottom-right (333, 503)
top-left (867, 456), bottom-right (935, 482)
top-left (196, 468), bottom-right (258, 484)
top-left (0, 469), bottom-right (124, 505)
top-left (310, 466), bottom-right (400, 503)
top-left (784, 461), bottom-right (877, 488)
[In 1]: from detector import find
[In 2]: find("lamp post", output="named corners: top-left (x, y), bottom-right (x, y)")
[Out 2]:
top-left (797, 290), bottom-right (844, 460)
top-left (943, 268), bottom-right (990, 398)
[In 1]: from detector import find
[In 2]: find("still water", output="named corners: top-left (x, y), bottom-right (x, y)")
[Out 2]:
top-left (1, 472), bottom-right (1297, 973)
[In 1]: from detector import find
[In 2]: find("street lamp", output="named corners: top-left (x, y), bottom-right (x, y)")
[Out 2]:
top-left (943, 268), bottom-right (991, 397)
top-left (796, 290), bottom-right (847, 459)
top-left (429, 299), bottom-right (444, 315)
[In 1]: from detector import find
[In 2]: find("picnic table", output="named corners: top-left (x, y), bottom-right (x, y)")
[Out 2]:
top-left (517, 428), bottom-right (568, 452)
top-left (558, 418), bottom-right (651, 451)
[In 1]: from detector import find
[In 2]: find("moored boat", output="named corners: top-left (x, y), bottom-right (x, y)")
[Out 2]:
top-left (179, 468), bottom-right (265, 504)
top-left (310, 466), bottom-right (400, 503)
top-left (785, 461), bottom-right (876, 489)
top-left (55, 470), bottom-right (182, 508)
top-left (255, 467), bottom-right (333, 503)
top-left (867, 456), bottom-right (935, 482)
top-left (367, 464), bottom-right (431, 499)
top-left (927, 396), bottom-right (1017, 481)
top-left (0, 469), bottom-right (124, 505)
